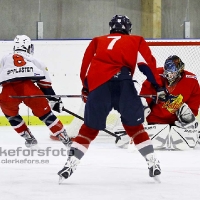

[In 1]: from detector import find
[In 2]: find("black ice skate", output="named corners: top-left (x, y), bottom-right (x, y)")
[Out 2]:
top-left (57, 130), bottom-right (72, 148)
top-left (146, 153), bottom-right (161, 183)
top-left (58, 156), bottom-right (80, 184)
top-left (21, 129), bottom-right (38, 148)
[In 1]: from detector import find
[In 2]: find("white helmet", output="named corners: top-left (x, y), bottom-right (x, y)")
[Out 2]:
top-left (13, 35), bottom-right (34, 54)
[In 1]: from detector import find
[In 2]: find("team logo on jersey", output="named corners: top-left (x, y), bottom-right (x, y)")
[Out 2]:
top-left (162, 94), bottom-right (184, 114)
top-left (186, 75), bottom-right (197, 79)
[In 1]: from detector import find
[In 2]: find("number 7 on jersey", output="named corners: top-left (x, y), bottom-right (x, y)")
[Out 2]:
top-left (107, 36), bottom-right (121, 50)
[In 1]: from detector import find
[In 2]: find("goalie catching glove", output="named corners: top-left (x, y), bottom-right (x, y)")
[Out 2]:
top-left (175, 103), bottom-right (199, 129)
top-left (49, 97), bottom-right (64, 113)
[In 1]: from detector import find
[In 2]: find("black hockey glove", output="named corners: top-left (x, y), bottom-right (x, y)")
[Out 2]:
top-left (49, 97), bottom-right (64, 113)
top-left (81, 87), bottom-right (89, 103)
top-left (156, 87), bottom-right (168, 103)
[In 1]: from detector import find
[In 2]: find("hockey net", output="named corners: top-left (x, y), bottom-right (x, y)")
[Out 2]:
top-left (66, 40), bottom-right (200, 139)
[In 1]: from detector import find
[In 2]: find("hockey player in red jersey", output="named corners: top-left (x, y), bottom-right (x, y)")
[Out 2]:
top-left (140, 55), bottom-right (200, 128)
top-left (58, 15), bottom-right (167, 182)
top-left (0, 35), bottom-right (71, 148)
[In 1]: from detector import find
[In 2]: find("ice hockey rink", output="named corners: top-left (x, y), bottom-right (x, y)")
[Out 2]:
top-left (0, 126), bottom-right (199, 200)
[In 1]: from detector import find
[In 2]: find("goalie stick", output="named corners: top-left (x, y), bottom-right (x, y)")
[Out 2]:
top-left (62, 107), bottom-right (121, 142)
top-left (10, 94), bottom-right (156, 99)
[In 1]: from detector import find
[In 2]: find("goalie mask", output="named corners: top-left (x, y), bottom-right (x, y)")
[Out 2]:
top-left (163, 55), bottom-right (184, 85)
top-left (109, 15), bottom-right (132, 35)
top-left (13, 35), bottom-right (34, 55)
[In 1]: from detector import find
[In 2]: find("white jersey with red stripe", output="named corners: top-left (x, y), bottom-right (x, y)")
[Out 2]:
top-left (0, 51), bottom-right (52, 85)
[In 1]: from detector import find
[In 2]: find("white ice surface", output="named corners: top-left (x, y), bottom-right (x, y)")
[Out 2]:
top-left (0, 126), bottom-right (200, 200)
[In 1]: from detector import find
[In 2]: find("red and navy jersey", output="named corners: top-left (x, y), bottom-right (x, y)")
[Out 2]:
top-left (140, 67), bottom-right (200, 124)
top-left (80, 33), bottom-right (162, 91)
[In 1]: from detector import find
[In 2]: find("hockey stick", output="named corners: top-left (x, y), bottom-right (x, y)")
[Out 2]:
top-left (9, 94), bottom-right (82, 98)
top-left (139, 94), bottom-right (157, 98)
top-left (10, 94), bottom-right (156, 99)
top-left (62, 107), bottom-right (121, 142)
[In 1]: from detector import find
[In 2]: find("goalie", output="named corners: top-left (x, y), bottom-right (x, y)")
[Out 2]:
top-left (116, 55), bottom-right (200, 150)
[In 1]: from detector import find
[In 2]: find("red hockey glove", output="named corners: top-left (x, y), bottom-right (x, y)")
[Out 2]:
top-left (81, 87), bottom-right (89, 103)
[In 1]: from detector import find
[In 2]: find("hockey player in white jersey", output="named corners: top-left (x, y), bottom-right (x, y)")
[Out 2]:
top-left (0, 35), bottom-right (71, 148)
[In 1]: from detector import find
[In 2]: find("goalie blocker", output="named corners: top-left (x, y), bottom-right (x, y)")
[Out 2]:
top-left (115, 124), bottom-right (200, 151)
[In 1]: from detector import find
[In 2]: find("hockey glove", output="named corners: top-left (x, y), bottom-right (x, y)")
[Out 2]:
top-left (141, 97), bottom-right (151, 118)
top-left (156, 87), bottom-right (168, 103)
top-left (175, 103), bottom-right (199, 129)
top-left (81, 87), bottom-right (89, 103)
top-left (49, 97), bottom-right (64, 113)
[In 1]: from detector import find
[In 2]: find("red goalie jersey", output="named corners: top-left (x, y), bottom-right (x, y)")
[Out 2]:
top-left (140, 67), bottom-right (200, 125)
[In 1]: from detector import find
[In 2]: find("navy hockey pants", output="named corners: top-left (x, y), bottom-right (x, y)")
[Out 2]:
top-left (84, 69), bottom-right (144, 130)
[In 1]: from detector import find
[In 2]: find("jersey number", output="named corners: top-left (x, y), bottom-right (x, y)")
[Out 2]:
top-left (13, 54), bottom-right (26, 67)
top-left (107, 36), bottom-right (121, 50)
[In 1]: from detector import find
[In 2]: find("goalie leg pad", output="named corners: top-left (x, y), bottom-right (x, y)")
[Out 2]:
top-left (145, 124), bottom-right (170, 150)
top-left (170, 126), bottom-right (199, 150)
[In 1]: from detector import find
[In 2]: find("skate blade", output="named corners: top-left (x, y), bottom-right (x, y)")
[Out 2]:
top-left (153, 175), bottom-right (161, 183)
top-left (30, 144), bottom-right (40, 150)
top-left (58, 176), bottom-right (65, 185)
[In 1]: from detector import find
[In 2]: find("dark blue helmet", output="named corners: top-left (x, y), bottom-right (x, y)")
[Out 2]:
top-left (109, 15), bottom-right (132, 35)
top-left (164, 55), bottom-right (184, 84)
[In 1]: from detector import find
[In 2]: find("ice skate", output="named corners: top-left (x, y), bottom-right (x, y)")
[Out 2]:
top-left (58, 130), bottom-right (72, 149)
top-left (146, 153), bottom-right (161, 183)
top-left (58, 156), bottom-right (80, 184)
top-left (25, 138), bottom-right (38, 149)
top-left (21, 129), bottom-right (39, 149)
